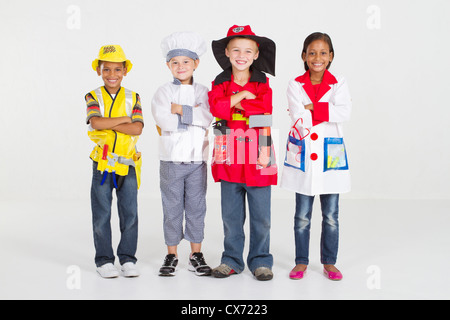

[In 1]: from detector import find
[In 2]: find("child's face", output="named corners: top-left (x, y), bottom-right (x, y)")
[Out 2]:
top-left (97, 61), bottom-right (127, 93)
top-left (225, 38), bottom-right (259, 72)
top-left (167, 56), bottom-right (199, 85)
top-left (302, 39), bottom-right (333, 76)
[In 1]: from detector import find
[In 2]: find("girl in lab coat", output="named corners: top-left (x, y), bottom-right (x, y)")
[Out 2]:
top-left (280, 32), bottom-right (352, 281)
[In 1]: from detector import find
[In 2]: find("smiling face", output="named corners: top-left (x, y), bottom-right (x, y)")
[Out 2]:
top-left (167, 56), bottom-right (199, 85)
top-left (225, 37), bottom-right (259, 72)
top-left (302, 39), bottom-right (334, 79)
top-left (97, 61), bottom-right (127, 94)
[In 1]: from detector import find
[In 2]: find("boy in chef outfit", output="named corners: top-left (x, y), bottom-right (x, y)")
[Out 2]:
top-left (86, 45), bottom-right (144, 278)
top-left (208, 25), bottom-right (277, 281)
top-left (151, 32), bottom-right (214, 276)
top-left (280, 32), bottom-right (352, 281)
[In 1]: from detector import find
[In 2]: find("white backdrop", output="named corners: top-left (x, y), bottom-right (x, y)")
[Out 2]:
top-left (1, 0), bottom-right (449, 202)
top-left (1, 0), bottom-right (450, 301)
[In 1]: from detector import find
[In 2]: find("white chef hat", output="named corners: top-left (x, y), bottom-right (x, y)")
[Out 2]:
top-left (161, 32), bottom-right (207, 62)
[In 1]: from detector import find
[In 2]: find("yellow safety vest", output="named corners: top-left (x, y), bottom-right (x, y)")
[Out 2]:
top-left (87, 86), bottom-right (142, 188)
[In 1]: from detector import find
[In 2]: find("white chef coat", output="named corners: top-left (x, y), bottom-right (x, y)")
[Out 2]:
top-left (280, 72), bottom-right (352, 196)
top-left (151, 80), bottom-right (213, 162)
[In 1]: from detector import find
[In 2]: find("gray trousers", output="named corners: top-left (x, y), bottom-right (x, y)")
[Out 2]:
top-left (160, 161), bottom-right (207, 246)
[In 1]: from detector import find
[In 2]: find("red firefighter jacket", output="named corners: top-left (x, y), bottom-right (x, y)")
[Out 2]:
top-left (208, 68), bottom-right (277, 187)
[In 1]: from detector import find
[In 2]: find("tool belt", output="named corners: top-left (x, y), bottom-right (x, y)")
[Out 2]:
top-left (88, 130), bottom-right (142, 189)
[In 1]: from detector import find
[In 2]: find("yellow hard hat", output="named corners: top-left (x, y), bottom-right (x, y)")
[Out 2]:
top-left (92, 45), bottom-right (133, 72)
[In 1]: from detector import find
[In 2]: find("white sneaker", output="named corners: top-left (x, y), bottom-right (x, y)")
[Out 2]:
top-left (96, 263), bottom-right (119, 278)
top-left (121, 262), bottom-right (140, 278)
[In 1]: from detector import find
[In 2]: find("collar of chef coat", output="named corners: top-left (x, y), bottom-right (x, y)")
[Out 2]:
top-left (295, 69), bottom-right (338, 102)
top-left (213, 67), bottom-right (267, 86)
top-left (173, 77), bottom-right (195, 85)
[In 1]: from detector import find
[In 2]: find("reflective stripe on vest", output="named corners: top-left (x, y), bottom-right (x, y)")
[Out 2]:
top-left (92, 87), bottom-right (133, 119)
top-left (215, 113), bottom-right (250, 125)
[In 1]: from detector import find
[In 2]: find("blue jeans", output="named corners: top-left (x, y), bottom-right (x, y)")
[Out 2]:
top-left (220, 181), bottom-right (273, 273)
top-left (91, 161), bottom-right (138, 267)
top-left (294, 193), bottom-right (339, 265)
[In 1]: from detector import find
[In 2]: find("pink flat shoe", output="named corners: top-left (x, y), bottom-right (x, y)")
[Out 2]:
top-left (289, 267), bottom-right (307, 280)
top-left (323, 267), bottom-right (343, 281)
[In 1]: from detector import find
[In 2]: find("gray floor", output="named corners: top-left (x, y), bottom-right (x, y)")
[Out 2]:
top-left (1, 197), bottom-right (449, 300)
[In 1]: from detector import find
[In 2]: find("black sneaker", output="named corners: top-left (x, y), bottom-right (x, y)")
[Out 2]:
top-left (188, 252), bottom-right (212, 276)
top-left (159, 254), bottom-right (178, 276)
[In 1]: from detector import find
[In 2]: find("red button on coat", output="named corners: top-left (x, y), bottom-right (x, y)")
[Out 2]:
top-left (311, 153), bottom-right (318, 161)
top-left (311, 133), bottom-right (318, 141)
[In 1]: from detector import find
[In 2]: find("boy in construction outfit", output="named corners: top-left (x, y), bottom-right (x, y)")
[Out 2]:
top-left (85, 45), bottom-right (144, 278)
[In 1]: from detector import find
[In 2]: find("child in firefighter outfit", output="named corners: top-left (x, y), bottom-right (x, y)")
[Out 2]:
top-left (208, 25), bottom-right (278, 281)
top-left (86, 45), bottom-right (144, 278)
top-left (151, 32), bottom-right (214, 276)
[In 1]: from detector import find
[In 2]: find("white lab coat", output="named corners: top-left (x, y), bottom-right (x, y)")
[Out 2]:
top-left (151, 80), bottom-right (213, 162)
top-left (280, 71), bottom-right (352, 196)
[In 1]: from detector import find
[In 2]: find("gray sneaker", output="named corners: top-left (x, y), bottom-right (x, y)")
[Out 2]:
top-left (253, 267), bottom-right (273, 281)
top-left (212, 264), bottom-right (236, 278)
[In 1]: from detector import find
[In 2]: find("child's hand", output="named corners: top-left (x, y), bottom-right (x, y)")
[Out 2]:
top-left (235, 102), bottom-right (245, 111)
top-left (304, 104), bottom-right (314, 111)
top-left (243, 90), bottom-right (256, 100)
top-left (230, 91), bottom-right (256, 110)
top-left (90, 116), bottom-right (131, 130)
top-left (171, 103), bottom-right (183, 115)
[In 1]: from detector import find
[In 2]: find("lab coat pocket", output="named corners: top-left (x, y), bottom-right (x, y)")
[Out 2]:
top-left (283, 118), bottom-right (309, 172)
top-left (284, 135), bottom-right (305, 172)
top-left (324, 138), bottom-right (349, 171)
